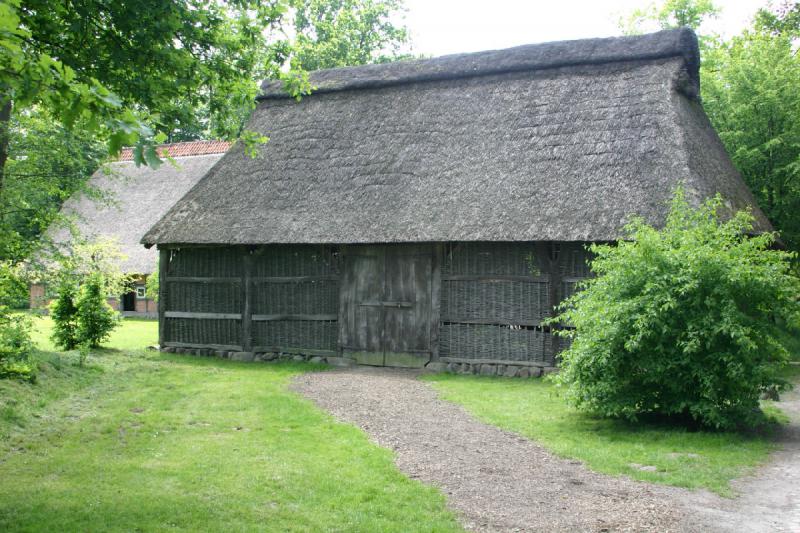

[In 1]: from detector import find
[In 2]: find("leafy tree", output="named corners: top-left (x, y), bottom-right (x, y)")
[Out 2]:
top-left (0, 0), bottom-right (156, 177)
top-left (1, 107), bottom-right (105, 261)
top-left (2, 0), bottom-right (411, 259)
top-left (0, 261), bottom-right (33, 379)
top-left (619, 0), bottom-right (719, 35)
top-left (549, 189), bottom-right (799, 430)
top-left (754, 1), bottom-right (800, 36)
top-left (49, 281), bottom-right (78, 350)
top-left (45, 237), bottom-right (129, 351)
top-left (289, 0), bottom-right (410, 71)
top-left (3, 0), bottom-right (411, 176)
top-left (0, 310), bottom-right (33, 380)
top-left (75, 272), bottom-right (118, 348)
top-left (701, 10), bottom-right (800, 252)
top-left (47, 237), bottom-right (133, 298)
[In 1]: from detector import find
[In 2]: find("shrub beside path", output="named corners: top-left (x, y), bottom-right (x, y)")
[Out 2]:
top-left (292, 367), bottom-right (800, 532)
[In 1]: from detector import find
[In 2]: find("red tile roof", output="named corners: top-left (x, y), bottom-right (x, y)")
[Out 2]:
top-left (118, 140), bottom-right (232, 161)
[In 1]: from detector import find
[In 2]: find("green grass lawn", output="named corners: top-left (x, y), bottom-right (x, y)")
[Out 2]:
top-left (0, 318), bottom-right (461, 532)
top-left (424, 373), bottom-right (782, 497)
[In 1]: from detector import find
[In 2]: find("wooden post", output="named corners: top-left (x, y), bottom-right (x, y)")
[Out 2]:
top-left (429, 243), bottom-right (442, 361)
top-left (158, 247), bottom-right (168, 348)
top-left (547, 242), bottom-right (562, 359)
top-left (241, 247), bottom-right (253, 352)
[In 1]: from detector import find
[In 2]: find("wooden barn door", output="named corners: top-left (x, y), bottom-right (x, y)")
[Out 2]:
top-left (340, 244), bottom-right (433, 367)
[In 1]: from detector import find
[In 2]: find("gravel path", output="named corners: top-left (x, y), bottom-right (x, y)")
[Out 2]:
top-left (292, 367), bottom-right (686, 532)
top-left (292, 367), bottom-right (800, 532)
top-left (676, 383), bottom-right (800, 533)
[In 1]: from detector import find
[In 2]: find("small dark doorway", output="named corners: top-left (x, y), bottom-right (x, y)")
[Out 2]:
top-left (121, 290), bottom-right (136, 312)
top-left (340, 244), bottom-right (434, 367)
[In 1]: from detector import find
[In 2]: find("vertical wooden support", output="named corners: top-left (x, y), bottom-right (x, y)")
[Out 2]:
top-left (336, 244), bottom-right (349, 357)
top-left (241, 246), bottom-right (253, 352)
top-left (429, 243), bottom-right (442, 361)
top-left (158, 247), bottom-right (168, 348)
top-left (547, 241), bottom-right (562, 359)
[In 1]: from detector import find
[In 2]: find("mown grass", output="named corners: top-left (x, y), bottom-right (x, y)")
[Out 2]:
top-left (0, 318), bottom-right (462, 532)
top-left (424, 373), bottom-right (783, 497)
top-left (777, 326), bottom-right (800, 381)
top-left (0, 316), bottom-right (158, 441)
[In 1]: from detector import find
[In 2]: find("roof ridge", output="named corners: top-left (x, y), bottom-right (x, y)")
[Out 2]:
top-left (259, 28), bottom-right (699, 100)
top-left (117, 140), bottom-right (232, 161)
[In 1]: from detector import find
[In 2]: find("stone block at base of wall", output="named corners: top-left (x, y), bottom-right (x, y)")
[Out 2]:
top-left (158, 346), bottom-right (355, 367)
top-left (159, 346), bottom-right (555, 378)
top-left (423, 361), bottom-right (554, 378)
top-left (424, 360), bottom-right (554, 379)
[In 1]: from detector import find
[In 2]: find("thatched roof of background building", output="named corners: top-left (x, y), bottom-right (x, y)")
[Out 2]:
top-left (51, 141), bottom-right (230, 274)
top-left (143, 29), bottom-right (770, 246)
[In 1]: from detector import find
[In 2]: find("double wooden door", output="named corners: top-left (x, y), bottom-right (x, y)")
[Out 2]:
top-left (340, 244), bottom-right (434, 367)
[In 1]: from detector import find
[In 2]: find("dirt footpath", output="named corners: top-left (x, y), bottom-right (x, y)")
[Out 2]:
top-left (677, 383), bottom-right (800, 533)
top-left (292, 367), bottom-right (800, 532)
top-left (293, 367), bottom-right (685, 532)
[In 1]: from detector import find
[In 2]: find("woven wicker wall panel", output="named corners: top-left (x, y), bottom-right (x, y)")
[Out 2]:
top-left (252, 245), bottom-right (340, 277)
top-left (440, 242), bottom-right (556, 363)
top-left (440, 279), bottom-right (550, 323)
top-left (162, 245), bottom-right (340, 352)
top-left (558, 242), bottom-right (594, 301)
top-left (166, 281), bottom-right (242, 314)
top-left (167, 248), bottom-right (242, 278)
top-left (252, 320), bottom-right (338, 352)
top-left (251, 280), bottom-right (338, 315)
top-left (165, 317), bottom-right (241, 346)
top-left (442, 242), bottom-right (545, 276)
top-left (439, 323), bottom-right (552, 362)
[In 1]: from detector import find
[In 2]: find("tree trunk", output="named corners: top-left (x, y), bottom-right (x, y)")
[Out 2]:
top-left (0, 99), bottom-right (11, 194)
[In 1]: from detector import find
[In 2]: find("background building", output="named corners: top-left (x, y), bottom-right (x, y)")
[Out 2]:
top-left (30, 140), bottom-right (231, 316)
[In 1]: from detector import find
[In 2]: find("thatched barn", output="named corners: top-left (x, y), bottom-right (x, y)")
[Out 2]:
top-left (142, 29), bottom-right (770, 373)
top-left (31, 140), bottom-right (230, 315)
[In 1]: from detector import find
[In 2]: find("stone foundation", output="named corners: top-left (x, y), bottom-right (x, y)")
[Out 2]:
top-left (425, 361), bottom-right (557, 378)
top-left (159, 346), bottom-right (355, 366)
top-left (159, 346), bottom-right (555, 377)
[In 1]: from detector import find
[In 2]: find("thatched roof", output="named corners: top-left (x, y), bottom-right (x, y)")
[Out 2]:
top-left (51, 142), bottom-right (230, 274)
top-left (143, 29), bottom-right (770, 246)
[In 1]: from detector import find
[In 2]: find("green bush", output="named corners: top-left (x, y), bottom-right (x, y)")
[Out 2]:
top-left (75, 273), bottom-right (119, 348)
top-left (50, 283), bottom-right (79, 350)
top-left (145, 261), bottom-right (159, 303)
top-left (550, 189), bottom-right (800, 430)
top-left (0, 313), bottom-right (35, 382)
top-left (0, 263), bottom-right (35, 381)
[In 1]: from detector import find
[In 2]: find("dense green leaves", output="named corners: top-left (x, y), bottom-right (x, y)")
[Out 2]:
top-left (549, 189), bottom-right (800, 430)
top-left (50, 272), bottom-right (120, 351)
top-left (619, 0), bottom-right (719, 35)
top-left (1, 107), bottom-right (105, 261)
top-left (289, 0), bottom-right (411, 71)
top-left (74, 273), bottom-right (118, 348)
top-left (702, 18), bottom-right (800, 252)
top-left (49, 282), bottom-right (78, 350)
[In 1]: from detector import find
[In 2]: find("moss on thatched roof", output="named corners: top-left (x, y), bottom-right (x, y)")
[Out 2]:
top-left (143, 29), bottom-right (769, 246)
